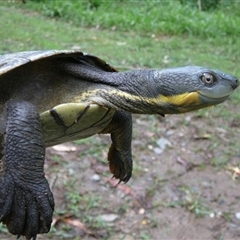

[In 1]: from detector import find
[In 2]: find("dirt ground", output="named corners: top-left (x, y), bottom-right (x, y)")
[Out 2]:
top-left (1, 99), bottom-right (240, 240)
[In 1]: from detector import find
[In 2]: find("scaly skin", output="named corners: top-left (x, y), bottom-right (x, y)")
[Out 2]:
top-left (0, 101), bottom-right (54, 239)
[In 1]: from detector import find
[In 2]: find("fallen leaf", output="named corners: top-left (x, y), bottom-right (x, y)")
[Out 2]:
top-left (176, 157), bottom-right (195, 171)
top-left (63, 218), bottom-right (94, 235)
top-left (99, 214), bottom-right (119, 222)
top-left (226, 165), bottom-right (240, 180)
top-left (52, 144), bottom-right (77, 152)
top-left (193, 133), bottom-right (211, 140)
top-left (105, 178), bottom-right (137, 198)
top-left (51, 215), bottom-right (93, 235)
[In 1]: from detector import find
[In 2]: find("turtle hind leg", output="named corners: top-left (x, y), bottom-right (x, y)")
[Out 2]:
top-left (0, 100), bottom-right (54, 239)
top-left (101, 111), bottom-right (132, 183)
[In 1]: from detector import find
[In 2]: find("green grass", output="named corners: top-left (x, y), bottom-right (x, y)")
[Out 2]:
top-left (2, 1), bottom-right (239, 75)
top-left (1, 3), bottom-right (240, 76)
top-left (21, 0), bottom-right (240, 39)
top-left (179, 186), bottom-right (211, 217)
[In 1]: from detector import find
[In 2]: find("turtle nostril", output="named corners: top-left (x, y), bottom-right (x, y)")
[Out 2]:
top-left (232, 78), bottom-right (239, 90)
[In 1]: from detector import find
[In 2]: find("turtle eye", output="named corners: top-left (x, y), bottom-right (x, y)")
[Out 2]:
top-left (200, 73), bottom-right (215, 85)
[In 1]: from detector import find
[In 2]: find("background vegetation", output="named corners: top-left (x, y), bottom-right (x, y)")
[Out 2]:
top-left (23, 0), bottom-right (240, 39)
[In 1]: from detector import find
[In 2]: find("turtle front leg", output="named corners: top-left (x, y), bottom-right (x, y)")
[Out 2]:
top-left (101, 111), bottom-right (132, 183)
top-left (0, 135), bottom-right (3, 174)
top-left (0, 101), bottom-right (54, 239)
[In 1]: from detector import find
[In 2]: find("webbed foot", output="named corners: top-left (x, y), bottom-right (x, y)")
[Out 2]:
top-left (101, 111), bottom-right (133, 183)
top-left (0, 100), bottom-right (54, 239)
top-left (0, 173), bottom-right (54, 239)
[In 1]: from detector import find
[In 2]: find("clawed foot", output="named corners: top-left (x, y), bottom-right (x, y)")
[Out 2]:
top-left (108, 144), bottom-right (132, 183)
top-left (0, 173), bottom-right (54, 239)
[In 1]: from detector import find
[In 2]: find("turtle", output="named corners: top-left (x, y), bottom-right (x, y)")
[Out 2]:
top-left (0, 50), bottom-right (238, 239)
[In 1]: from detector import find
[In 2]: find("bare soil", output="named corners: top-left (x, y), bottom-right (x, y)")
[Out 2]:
top-left (1, 100), bottom-right (240, 240)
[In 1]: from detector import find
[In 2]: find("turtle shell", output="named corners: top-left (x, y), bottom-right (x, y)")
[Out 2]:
top-left (0, 50), bottom-right (117, 76)
top-left (0, 50), bottom-right (118, 146)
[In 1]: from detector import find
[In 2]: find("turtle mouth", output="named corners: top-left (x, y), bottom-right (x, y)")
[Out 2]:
top-left (198, 92), bottom-right (230, 104)
top-left (197, 77), bottom-right (239, 103)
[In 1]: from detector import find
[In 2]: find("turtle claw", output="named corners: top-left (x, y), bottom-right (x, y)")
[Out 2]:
top-left (0, 175), bottom-right (51, 238)
top-left (30, 235), bottom-right (37, 240)
top-left (0, 172), bottom-right (54, 239)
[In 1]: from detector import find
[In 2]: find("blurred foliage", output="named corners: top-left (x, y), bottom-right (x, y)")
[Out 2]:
top-left (179, 0), bottom-right (221, 10)
top-left (21, 0), bottom-right (240, 40)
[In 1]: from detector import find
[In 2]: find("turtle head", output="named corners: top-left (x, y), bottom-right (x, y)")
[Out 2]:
top-left (90, 65), bottom-right (238, 115)
top-left (149, 66), bottom-right (239, 114)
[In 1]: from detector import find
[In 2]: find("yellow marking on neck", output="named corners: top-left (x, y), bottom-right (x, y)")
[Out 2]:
top-left (157, 92), bottom-right (200, 106)
top-left (105, 90), bottom-right (200, 106)
top-left (73, 88), bottom-right (200, 108)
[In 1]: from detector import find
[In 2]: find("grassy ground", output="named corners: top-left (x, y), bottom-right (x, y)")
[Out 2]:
top-left (22, 0), bottom-right (240, 38)
top-left (0, 1), bottom-right (240, 240)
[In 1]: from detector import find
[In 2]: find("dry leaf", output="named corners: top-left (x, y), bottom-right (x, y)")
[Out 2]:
top-left (52, 144), bottom-right (77, 152)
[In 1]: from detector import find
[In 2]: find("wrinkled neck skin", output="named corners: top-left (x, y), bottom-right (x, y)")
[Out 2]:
top-left (90, 70), bottom-right (201, 115)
